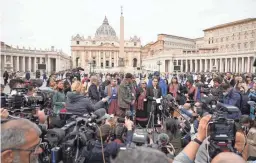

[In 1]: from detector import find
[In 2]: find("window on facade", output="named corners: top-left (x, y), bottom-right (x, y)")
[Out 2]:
top-left (237, 43), bottom-right (241, 49)
top-left (238, 33), bottom-right (240, 40)
top-left (245, 32), bottom-right (248, 39)
top-left (244, 42), bottom-right (248, 48)
top-left (101, 62), bottom-right (103, 68)
top-left (212, 37), bottom-right (214, 43)
top-left (250, 41), bottom-right (255, 49)
top-left (232, 34), bottom-right (235, 40)
top-left (76, 41), bottom-right (80, 45)
top-left (252, 31), bottom-right (255, 38)
top-left (208, 38), bottom-right (211, 44)
top-left (93, 60), bottom-right (96, 65)
top-left (221, 37), bottom-right (223, 42)
top-left (101, 42), bottom-right (103, 45)
top-left (231, 44), bottom-right (235, 49)
top-left (42, 58), bottom-right (45, 63)
top-left (134, 42), bottom-right (137, 46)
top-left (106, 61), bottom-right (109, 67)
top-left (112, 63), bottom-right (114, 67)
top-left (216, 38), bottom-right (218, 43)
top-left (92, 41), bottom-right (96, 44)
top-left (226, 44), bottom-right (229, 49)
top-left (112, 43), bottom-right (114, 45)
top-left (226, 36), bottom-right (229, 41)
top-left (36, 58), bottom-right (40, 63)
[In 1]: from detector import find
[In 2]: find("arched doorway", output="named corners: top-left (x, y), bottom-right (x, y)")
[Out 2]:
top-left (133, 58), bottom-right (137, 67)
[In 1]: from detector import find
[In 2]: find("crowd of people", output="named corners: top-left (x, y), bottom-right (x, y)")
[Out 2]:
top-left (1, 68), bottom-right (256, 163)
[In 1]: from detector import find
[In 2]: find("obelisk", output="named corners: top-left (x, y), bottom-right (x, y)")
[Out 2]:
top-left (119, 6), bottom-right (125, 67)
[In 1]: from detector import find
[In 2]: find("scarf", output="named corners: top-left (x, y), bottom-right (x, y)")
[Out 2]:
top-left (137, 88), bottom-right (146, 110)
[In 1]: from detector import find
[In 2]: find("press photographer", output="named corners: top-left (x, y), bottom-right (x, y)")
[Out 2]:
top-left (82, 117), bottom-right (134, 163)
top-left (173, 115), bottom-right (246, 163)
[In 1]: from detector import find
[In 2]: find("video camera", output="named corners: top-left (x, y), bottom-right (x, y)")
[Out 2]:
top-left (45, 109), bottom-right (109, 163)
top-left (207, 102), bottom-right (241, 159)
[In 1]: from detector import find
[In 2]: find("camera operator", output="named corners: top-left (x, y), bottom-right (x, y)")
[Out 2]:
top-left (66, 81), bottom-right (108, 115)
top-left (1, 118), bottom-right (42, 163)
top-left (173, 115), bottom-right (246, 163)
top-left (193, 115), bottom-right (248, 162)
top-left (83, 118), bottom-right (133, 163)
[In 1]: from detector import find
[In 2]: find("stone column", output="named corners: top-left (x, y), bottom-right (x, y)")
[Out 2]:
top-left (16, 56), bottom-right (20, 72)
top-left (10, 55), bottom-right (13, 71)
top-left (185, 59), bottom-right (188, 72)
top-left (236, 57), bottom-right (239, 73)
top-left (23, 57), bottom-right (26, 72)
top-left (81, 51), bottom-right (85, 69)
top-left (169, 58), bottom-right (174, 73)
top-left (34, 57), bottom-right (37, 72)
top-left (205, 59), bottom-right (208, 72)
top-left (194, 59), bottom-right (197, 72)
top-left (247, 57), bottom-right (250, 73)
top-left (209, 58), bottom-right (212, 72)
top-left (199, 59), bottom-right (202, 72)
top-left (230, 58), bottom-right (233, 73)
top-left (180, 59), bottom-right (183, 72)
top-left (47, 57), bottom-right (51, 73)
top-left (4, 55), bottom-right (6, 64)
top-left (103, 52), bottom-right (106, 69)
top-left (109, 52), bottom-right (112, 68)
top-left (190, 59), bottom-right (193, 72)
top-left (28, 57), bottom-right (31, 72)
top-left (225, 58), bottom-right (228, 72)
top-left (241, 57), bottom-right (244, 73)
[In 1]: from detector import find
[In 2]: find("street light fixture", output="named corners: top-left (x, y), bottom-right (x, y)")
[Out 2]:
top-left (157, 61), bottom-right (162, 72)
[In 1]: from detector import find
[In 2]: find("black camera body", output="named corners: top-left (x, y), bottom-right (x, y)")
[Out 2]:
top-left (208, 103), bottom-right (240, 159)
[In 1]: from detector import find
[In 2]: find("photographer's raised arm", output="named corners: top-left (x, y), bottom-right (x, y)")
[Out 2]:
top-left (173, 115), bottom-right (211, 163)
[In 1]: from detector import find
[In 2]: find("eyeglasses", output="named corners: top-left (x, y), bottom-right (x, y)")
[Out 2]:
top-left (1, 138), bottom-right (42, 154)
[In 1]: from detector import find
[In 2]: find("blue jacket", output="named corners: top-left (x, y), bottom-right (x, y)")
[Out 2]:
top-left (147, 78), bottom-right (167, 97)
top-left (222, 88), bottom-right (242, 109)
top-left (83, 130), bottom-right (133, 163)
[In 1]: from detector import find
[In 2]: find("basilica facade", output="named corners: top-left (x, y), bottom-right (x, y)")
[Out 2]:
top-left (71, 14), bottom-right (141, 73)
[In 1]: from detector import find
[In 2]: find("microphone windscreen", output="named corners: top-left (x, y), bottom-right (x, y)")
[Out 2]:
top-left (94, 108), bottom-right (106, 118)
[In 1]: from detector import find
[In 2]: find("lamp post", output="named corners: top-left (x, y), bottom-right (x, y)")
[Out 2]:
top-left (157, 61), bottom-right (162, 72)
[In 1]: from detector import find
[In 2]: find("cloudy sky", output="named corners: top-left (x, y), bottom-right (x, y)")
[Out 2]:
top-left (1, 0), bottom-right (255, 54)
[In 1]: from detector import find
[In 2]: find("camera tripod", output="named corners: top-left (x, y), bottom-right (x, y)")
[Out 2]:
top-left (146, 101), bottom-right (161, 143)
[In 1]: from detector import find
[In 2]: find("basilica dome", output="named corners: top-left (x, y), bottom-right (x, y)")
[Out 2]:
top-left (95, 16), bottom-right (117, 40)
